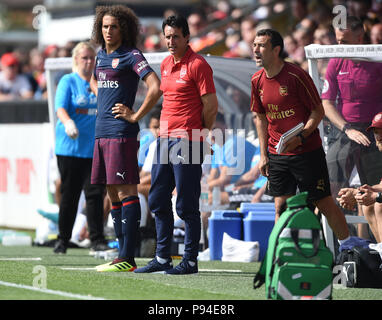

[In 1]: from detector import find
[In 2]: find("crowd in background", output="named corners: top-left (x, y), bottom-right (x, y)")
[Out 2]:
top-left (2, 0), bottom-right (382, 102)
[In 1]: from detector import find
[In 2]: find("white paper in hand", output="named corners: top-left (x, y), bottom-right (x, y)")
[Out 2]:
top-left (275, 122), bottom-right (304, 154)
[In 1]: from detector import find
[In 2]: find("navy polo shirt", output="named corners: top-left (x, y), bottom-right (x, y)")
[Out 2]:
top-left (94, 45), bottom-right (154, 138)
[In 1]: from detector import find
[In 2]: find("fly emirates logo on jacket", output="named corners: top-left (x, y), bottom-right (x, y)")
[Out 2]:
top-left (97, 71), bottom-right (119, 89)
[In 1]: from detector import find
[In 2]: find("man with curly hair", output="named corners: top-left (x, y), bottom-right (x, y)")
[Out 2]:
top-left (89, 5), bottom-right (162, 272)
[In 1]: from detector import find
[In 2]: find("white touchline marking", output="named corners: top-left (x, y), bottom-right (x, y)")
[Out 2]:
top-left (60, 267), bottom-right (96, 271)
top-left (199, 269), bottom-right (242, 273)
top-left (0, 280), bottom-right (106, 300)
top-left (0, 257), bottom-right (42, 261)
top-left (60, 266), bottom-right (243, 273)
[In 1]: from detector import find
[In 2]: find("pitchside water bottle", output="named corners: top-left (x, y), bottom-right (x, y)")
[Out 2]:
top-left (212, 186), bottom-right (221, 206)
top-left (104, 251), bottom-right (118, 261)
top-left (200, 175), bottom-right (209, 209)
top-left (2, 235), bottom-right (32, 246)
top-left (94, 251), bottom-right (106, 259)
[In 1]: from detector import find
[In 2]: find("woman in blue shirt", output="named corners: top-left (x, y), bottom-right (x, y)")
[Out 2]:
top-left (53, 41), bottom-right (107, 254)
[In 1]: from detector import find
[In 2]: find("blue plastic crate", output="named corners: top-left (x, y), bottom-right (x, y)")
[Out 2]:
top-left (243, 211), bottom-right (275, 261)
top-left (208, 210), bottom-right (242, 260)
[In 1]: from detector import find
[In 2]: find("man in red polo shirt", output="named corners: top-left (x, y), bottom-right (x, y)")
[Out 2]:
top-left (135, 15), bottom-right (218, 275)
top-left (251, 28), bottom-right (350, 246)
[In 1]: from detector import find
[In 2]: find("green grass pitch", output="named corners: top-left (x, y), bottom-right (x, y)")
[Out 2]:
top-left (1, 245), bottom-right (382, 301)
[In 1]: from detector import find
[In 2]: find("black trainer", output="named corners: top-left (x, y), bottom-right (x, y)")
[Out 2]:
top-left (89, 239), bottom-right (111, 254)
top-left (53, 240), bottom-right (67, 254)
top-left (134, 257), bottom-right (173, 273)
top-left (165, 259), bottom-right (198, 275)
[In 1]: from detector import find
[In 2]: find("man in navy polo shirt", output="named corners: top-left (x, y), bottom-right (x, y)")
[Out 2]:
top-left (90, 5), bottom-right (161, 272)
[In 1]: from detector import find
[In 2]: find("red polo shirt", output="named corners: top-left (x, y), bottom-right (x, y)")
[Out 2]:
top-left (251, 62), bottom-right (322, 155)
top-left (159, 46), bottom-right (216, 140)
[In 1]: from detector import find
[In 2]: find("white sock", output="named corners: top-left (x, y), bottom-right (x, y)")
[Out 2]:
top-left (188, 260), bottom-right (196, 267)
top-left (370, 242), bottom-right (382, 260)
top-left (377, 244), bottom-right (382, 261)
top-left (156, 256), bottom-right (168, 264)
top-left (338, 235), bottom-right (351, 245)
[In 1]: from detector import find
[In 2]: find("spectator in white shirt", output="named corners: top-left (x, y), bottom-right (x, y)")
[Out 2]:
top-left (0, 52), bottom-right (33, 101)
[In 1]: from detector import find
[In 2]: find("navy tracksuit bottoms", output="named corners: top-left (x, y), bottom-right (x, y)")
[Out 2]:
top-left (148, 138), bottom-right (204, 261)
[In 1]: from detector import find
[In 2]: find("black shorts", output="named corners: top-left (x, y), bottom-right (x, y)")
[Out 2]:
top-left (326, 123), bottom-right (382, 187)
top-left (266, 146), bottom-right (331, 203)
